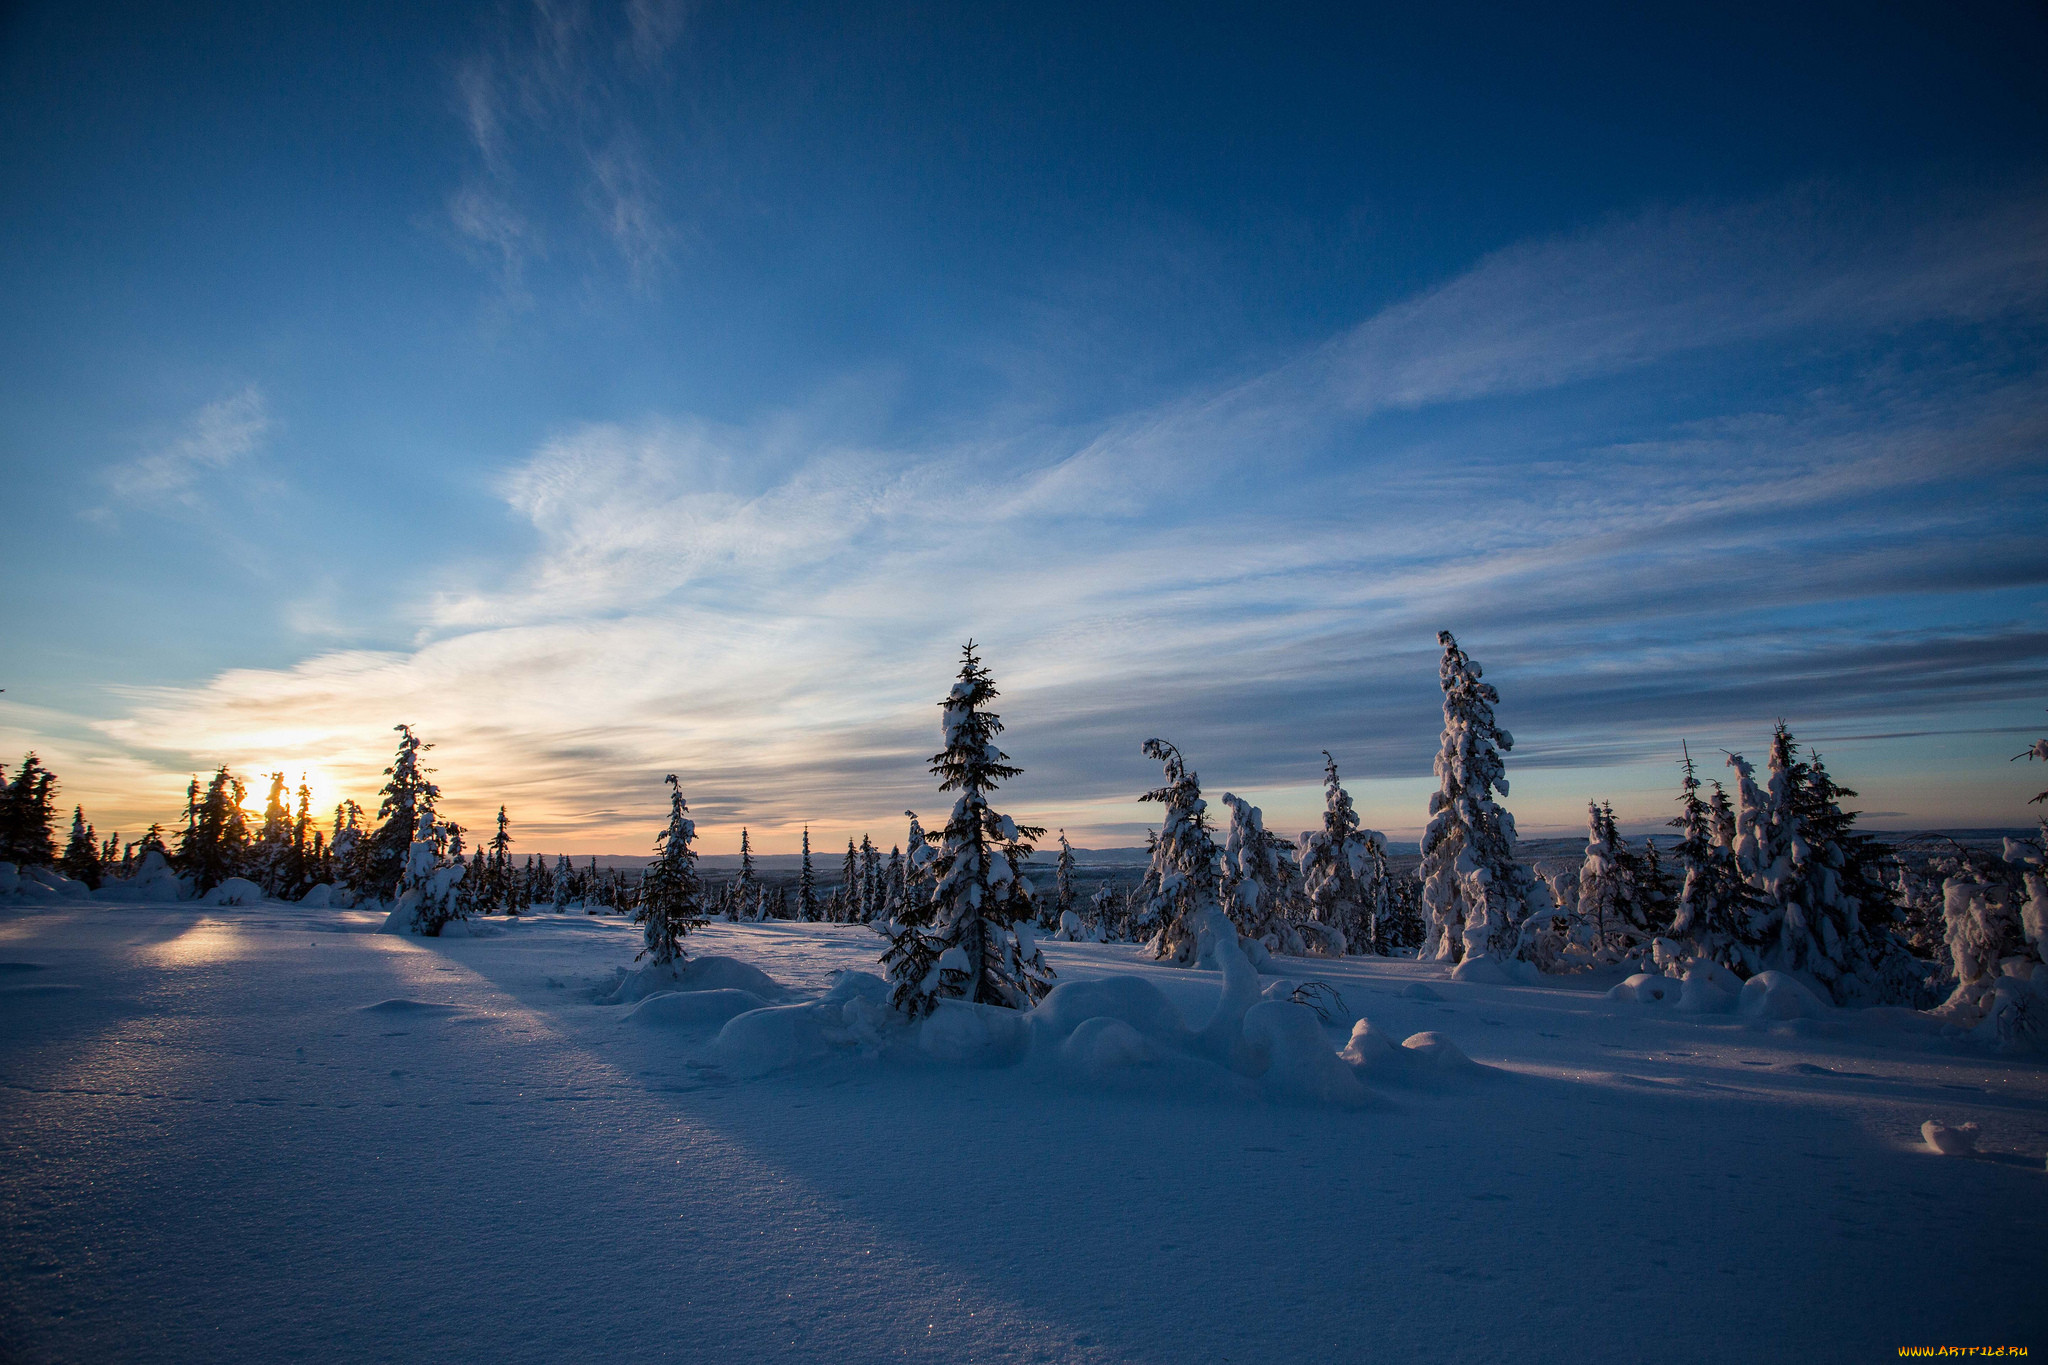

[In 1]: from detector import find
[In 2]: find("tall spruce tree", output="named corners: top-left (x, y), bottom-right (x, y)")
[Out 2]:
top-left (178, 766), bottom-right (250, 894)
top-left (635, 775), bottom-right (706, 964)
top-left (0, 753), bottom-right (59, 869)
top-left (1299, 751), bottom-right (1391, 954)
top-left (840, 839), bottom-right (860, 922)
top-left (1137, 739), bottom-right (1225, 965)
top-left (1666, 744), bottom-right (1767, 973)
top-left (60, 807), bottom-right (102, 888)
top-left (1419, 632), bottom-right (1544, 964)
top-left (364, 725), bottom-right (439, 900)
top-left (798, 827), bottom-right (819, 920)
top-left (1051, 830), bottom-right (1077, 930)
top-left (881, 643), bottom-right (1052, 1017)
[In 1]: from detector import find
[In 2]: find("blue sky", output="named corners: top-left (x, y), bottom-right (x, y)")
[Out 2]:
top-left (2, 0), bottom-right (2045, 853)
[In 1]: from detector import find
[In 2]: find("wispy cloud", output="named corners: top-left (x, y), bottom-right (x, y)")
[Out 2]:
top-left (449, 0), bottom-right (689, 297)
top-left (73, 185), bottom-right (2048, 846)
top-left (103, 386), bottom-right (271, 506)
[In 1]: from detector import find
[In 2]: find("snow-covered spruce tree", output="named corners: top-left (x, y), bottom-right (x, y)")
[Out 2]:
top-left (386, 808), bottom-right (467, 936)
top-left (881, 643), bottom-right (1052, 1018)
top-left (249, 772), bottom-right (293, 895)
top-left (1419, 632), bottom-right (1547, 965)
top-left (0, 753), bottom-right (60, 870)
top-left (1663, 744), bottom-right (1767, 975)
top-left (363, 725), bottom-right (439, 901)
top-left (486, 806), bottom-right (513, 911)
top-left (840, 839), bottom-right (860, 923)
top-left (179, 766), bottom-right (251, 895)
top-left (1298, 751), bottom-right (1392, 955)
top-left (1220, 792), bottom-right (1312, 954)
top-left (634, 775), bottom-right (707, 965)
top-left (1739, 726), bottom-right (1906, 1003)
top-left (737, 827), bottom-right (757, 911)
top-left (1576, 801), bottom-right (1650, 963)
top-left (859, 834), bottom-right (881, 922)
top-left (59, 807), bottom-right (102, 890)
top-left (1137, 739), bottom-right (1236, 966)
top-left (798, 827), bottom-right (819, 921)
top-left (1050, 830), bottom-right (1077, 932)
top-left (901, 811), bottom-right (935, 914)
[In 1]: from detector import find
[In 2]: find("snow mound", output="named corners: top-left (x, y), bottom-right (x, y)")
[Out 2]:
top-left (1400, 1031), bottom-right (1481, 1071)
top-left (1678, 964), bottom-right (1741, 1014)
top-left (1242, 1001), bottom-right (1375, 1106)
top-left (1920, 1119), bottom-right (1980, 1156)
top-left (1608, 973), bottom-right (1680, 1005)
top-left (601, 954), bottom-right (789, 1006)
top-left (921, 999), bottom-right (1031, 1066)
top-left (1337, 1019), bottom-right (1490, 1087)
top-left (1450, 954), bottom-right (1512, 984)
top-left (201, 877), bottom-right (267, 907)
top-left (16, 866), bottom-right (91, 900)
top-left (94, 851), bottom-right (190, 903)
top-left (1058, 1016), bottom-right (1158, 1077)
top-left (1739, 971), bottom-right (1829, 1021)
top-left (708, 972), bottom-right (898, 1078)
top-left (1401, 982), bottom-right (1444, 1001)
top-left (1031, 975), bottom-right (1189, 1046)
top-left (360, 999), bottom-right (465, 1016)
top-left (298, 884), bottom-right (335, 907)
top-left (623, 988), bottom-right (770, 1030)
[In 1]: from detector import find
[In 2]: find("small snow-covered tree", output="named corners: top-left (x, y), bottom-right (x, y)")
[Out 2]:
top-left (364, 725), bottom-right (439, 900)
top-left (0, 754), bottom-right (59, 869)
top-left (1299, 752), bottom-right (1392, 954)
top-left (1137, 739), bottom-right (1226, 965)
top-left (1220, 791), bottom-right (1309, 953)
top-left (249, 772), bottom-right (293, 894)
top-left (1663, 744), bottom-right (1767, 975)
top-left (390, 808), bottom-right (467, 936)
top-left (881, 643), bottom-right (1052, 1017)
top-left (59, 806), bottom-right (102, 889)
top-left (859, 833), bottom-right (881, 921)
top-left (840, 839), bottom-right (860, 923)
top-left (1050, 830), bottom-right (1077, 931)
top-left (179, 766), bottom-right (251, 895)
top-left (635, 775), bottom-right (706, 965)
top-left (1419, 632), bottom-right (1546, 964)
top-left (1576, 801), bottom-right (1647, 962)
top-left (797, 827), bottom-right (819, 921)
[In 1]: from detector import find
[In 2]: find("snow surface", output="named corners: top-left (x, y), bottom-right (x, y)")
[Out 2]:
top-left (3, 890), bottom-right (2045, 1363)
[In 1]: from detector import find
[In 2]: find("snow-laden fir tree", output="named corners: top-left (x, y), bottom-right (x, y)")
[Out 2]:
top-left (487, 806), bottom-right (513, 911)
top-left (179, 766), bottom-right (251, 895)
top-left (840, 839), bottom-right (860, 922)
top-left (798, 827), bottom-right (819, 921)
top-left (634, 775), bottom-right (706, 965)
top-left (1137, 739), bottom-right (1227, 965)
top-left (250, 771), bottom-right (293, 895)
top-left (1220, 792), bottom-right (1311, 954)
top-left (59, 806), bottom-right (102, 890)
top-left (0, 754), bottom-right (59, 869)
top-left (881, 643), bottom-right (1052, 1017)
top-left (1662, 744), bottom-right (1767, 975)
top-left (901, 811), bottom-right (935, 912)
top-left (386, 808), bottom-right (467, 936)
top-left (1724, 751), bottom-right (1767, 884)
top-left (1298, 751), bottom-right (1392, 955)
top-left (1419, 632), bottom-right (1547, 964)
top-left (859, 834), bottom-right (881, 921)
top-left (364, 725), bottom-right (439, 900)
top-left (1576, 801), bottom-right (1639, 962)
top-left (1048, 830), bottom-right (1077, 931)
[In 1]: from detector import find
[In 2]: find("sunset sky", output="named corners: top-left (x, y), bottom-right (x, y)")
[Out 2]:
top-left (3, 1), bottom-right (2045, 853)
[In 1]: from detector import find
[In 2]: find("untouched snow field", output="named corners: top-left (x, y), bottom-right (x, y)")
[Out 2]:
top-left (3, 896), bottom-right (2045, 1363)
